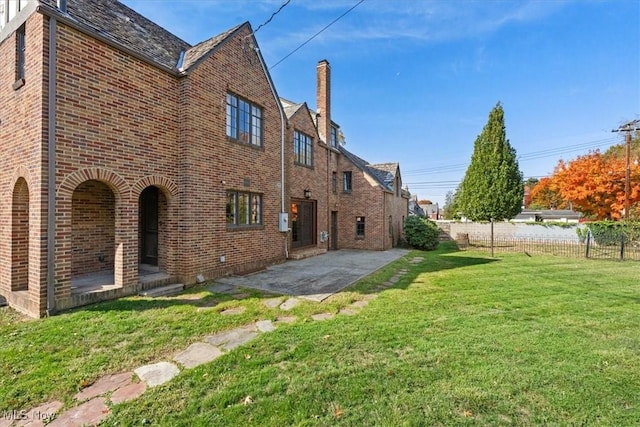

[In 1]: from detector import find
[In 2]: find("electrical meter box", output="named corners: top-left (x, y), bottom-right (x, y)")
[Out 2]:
top-left (278, 212), bottom-right (289, 232)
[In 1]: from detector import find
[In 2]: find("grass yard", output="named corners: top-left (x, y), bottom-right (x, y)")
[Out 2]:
top-left (2, 242), bottom-right (639, 425)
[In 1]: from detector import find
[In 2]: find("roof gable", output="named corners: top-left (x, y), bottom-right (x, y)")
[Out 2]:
top-left (339, 147), bottom-right (400, 192)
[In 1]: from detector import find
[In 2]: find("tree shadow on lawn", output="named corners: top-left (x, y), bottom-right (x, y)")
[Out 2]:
top-left (66, 243), bottom-right (499, 314)
top-left (347, 242), bottom-right (500, 296)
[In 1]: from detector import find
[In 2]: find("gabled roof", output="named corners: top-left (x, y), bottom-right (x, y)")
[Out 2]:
top-left (280, 98), bottom-right (305, 120)
top-left (369, 162), bottom-right (400, 189)
top-left (38, 0), bottom-right (246, 74)
top-left (339, 146), bottom-right (400, 193)
top-left (40, 0), bottom-right (189, 70)
top-left (181, 24), bottom-right (244, 71)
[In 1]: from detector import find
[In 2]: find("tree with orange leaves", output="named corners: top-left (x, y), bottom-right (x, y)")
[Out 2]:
top-left (549, 150), bottom-right (640, 220)
top-left (529, 176), bottom-right (568, 210)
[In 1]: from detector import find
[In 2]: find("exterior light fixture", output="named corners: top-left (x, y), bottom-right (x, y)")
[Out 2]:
top-left (303, 189), bottom-right (311, 199)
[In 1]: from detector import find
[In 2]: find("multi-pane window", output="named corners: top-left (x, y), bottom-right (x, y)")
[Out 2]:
top-left (16, 24), bottom-right (25, 81)
top-left (332, 172), bottom-right (337, 194)
top-left (226, 191), bottom-right (262, 226)
top-left (294, 130), bottom-right (313, 166)
top-left (226, 93), bottom-right (262, 146)
top-left (343, 171), bottom-right (352, 192)
top-left (356, 216), bottom-right (365, 238)
top-left (330, 126), bottom-right (338, 148)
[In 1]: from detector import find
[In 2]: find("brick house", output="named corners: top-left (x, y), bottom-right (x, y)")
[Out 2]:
top-left (0, 0), bottom-right (408, 318)
top-left (1, 0), bottom-right (288, 317)
top-left (285, 60), bottom-right (409, 253)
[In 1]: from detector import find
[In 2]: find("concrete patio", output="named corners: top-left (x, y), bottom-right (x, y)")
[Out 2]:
top-left (215, 248), bottom-right (410, 301)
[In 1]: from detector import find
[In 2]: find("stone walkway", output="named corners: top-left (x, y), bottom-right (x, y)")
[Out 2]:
top-left (1, 259), bottom-right (417, 427)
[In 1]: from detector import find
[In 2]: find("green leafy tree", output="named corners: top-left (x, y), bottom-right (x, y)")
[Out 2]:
top-left (442, 189), bottom-right (460, 220)
top-left (458, 102), bottom-right (523, 221)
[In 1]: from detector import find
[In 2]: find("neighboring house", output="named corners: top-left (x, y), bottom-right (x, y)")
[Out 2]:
top-left (408, 196), bottom-right (425, 217)
top-left (513, 209), bottom-right (582, 223)
top-left (0, 1), bottom-right (409, 318)
top-left (418, 202), bottom-right (439, 220)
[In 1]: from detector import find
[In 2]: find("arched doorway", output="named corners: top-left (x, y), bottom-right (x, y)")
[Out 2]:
top-left (11, 178), bottom-right (29, 292)
top-left (138, 186), bottom-right (168, 274)
top-left (139, 186), bottom-right (159, 266)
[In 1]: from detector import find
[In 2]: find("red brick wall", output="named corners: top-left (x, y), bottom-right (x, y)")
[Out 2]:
top-left (71, 180), bottom-right (115, 276)
top-left (52, 19), bottom-right (183, 305)
top-left (175, 26), bottom-right (285, 279)
top-left (0, 13), bottom-right (47, 317)
top-left (337, 157), bottom-right (387, 250)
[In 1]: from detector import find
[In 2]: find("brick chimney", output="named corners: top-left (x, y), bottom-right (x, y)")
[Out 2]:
top-left (316, 59), bottom-right (331, 144)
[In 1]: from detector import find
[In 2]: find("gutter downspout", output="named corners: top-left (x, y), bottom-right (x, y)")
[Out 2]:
top-left (46, 16), bottom-right (57, 315)
top-left (255, 43), bottom-right (288, 259)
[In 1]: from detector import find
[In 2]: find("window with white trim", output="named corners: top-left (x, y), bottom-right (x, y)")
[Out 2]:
top-left (226, 93), bottom-right (263, 146)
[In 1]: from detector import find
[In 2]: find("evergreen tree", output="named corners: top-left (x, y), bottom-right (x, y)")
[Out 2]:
top-left (458, 102), bottom-right (523, 221)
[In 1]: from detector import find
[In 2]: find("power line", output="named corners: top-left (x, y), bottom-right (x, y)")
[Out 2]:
top-left (252, 0), bottom-right (291, 35)
top-left (270, 0), bottom-right (366, 69)
top-left (403, 136), bottom-right (620, 177)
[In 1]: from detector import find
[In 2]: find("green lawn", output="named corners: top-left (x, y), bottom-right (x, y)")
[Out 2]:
top-left (2, 242), bottom-right (640, 425)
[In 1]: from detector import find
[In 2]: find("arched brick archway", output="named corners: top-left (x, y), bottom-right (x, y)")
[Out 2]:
top-left (55, 168), bottom-right (133, 297)
top-left (11, 178), bottom-right (30, 292)
top-left (133, 176), bottom-right (178, 276)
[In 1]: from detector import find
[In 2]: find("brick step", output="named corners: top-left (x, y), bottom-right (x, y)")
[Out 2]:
top-left (139, 283), bottom-right (184, 297)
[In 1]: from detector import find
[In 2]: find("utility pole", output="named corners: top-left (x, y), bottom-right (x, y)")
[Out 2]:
top-left (613, 120), bottom-right (640, 220)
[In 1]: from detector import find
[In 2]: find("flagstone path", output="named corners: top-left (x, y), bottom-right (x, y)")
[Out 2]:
top-left (2, 261), bottom-right (416, 426)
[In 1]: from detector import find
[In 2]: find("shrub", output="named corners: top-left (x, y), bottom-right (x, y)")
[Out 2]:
top-left (577, 221), bottom-right (640, 246)
top-left (404, 216), bottom-right (440, 251)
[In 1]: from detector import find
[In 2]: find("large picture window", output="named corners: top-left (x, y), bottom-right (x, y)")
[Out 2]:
top-left (226, 191), bottom-right (262, 226)
top-left (226, 93), bottom-right (262, 146)
top-left (294, 130), bottom-right (313, 166)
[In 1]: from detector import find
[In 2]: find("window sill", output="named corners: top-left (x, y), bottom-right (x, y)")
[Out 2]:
top-left (226, 136), bottom-right (264, 151)
top-left (342, 190), bottom-right (352, 194)
top-left (12, 78), bottom-right (25, 90)
top-left (355, 236), bottom-right (365, 240)
top-left (294, 162), bottom-right (314, 169)
top-left (226, 224), bottom-right (264, 231)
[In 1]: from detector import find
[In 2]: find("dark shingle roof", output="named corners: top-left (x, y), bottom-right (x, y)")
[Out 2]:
top-left (181, 24), bottom-right (244, 71)
top-left (38, 0), bottom-right (245, 73)
top-left (40, 0), bottom-right (189, 70)
top-left (339, 146), bottom-right (399, 192)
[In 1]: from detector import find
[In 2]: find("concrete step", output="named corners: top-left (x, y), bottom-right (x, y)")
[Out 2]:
top-left (139, 283), bottom-right (184, 297)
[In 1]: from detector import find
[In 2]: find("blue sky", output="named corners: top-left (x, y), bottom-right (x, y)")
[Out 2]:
top-left (122, 0), bottom-right (639, 206)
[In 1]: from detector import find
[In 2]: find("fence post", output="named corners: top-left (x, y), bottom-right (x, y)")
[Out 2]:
top-left (585, 230), bottom-right (591, 259)
top-left (620, 233), bottom-right (625, 261)
top-left (491, 220), bottom-right (494, 258)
